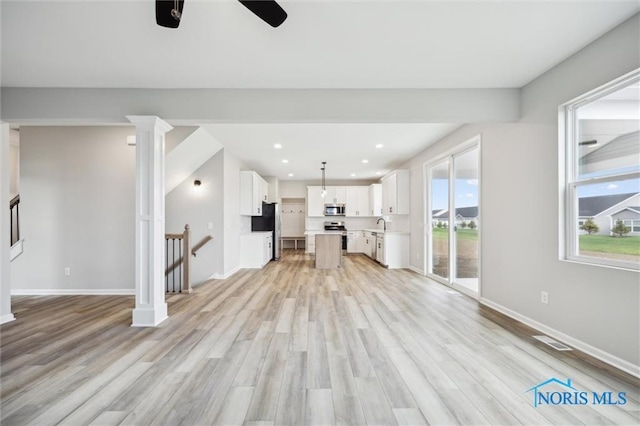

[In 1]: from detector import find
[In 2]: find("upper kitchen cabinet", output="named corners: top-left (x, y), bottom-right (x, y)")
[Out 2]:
top-left (346, 186), bottom-right (370, 217)
top-left (307, 186), bottom-right (325, 217)
top-left (381, 170), bottom-right (410, 215)
top-left (324, 187), bottom-right (346, 204)
top-left (369, 184), bottom-right (383, 216)
top-left (241, 171), bottom-right (268, 216)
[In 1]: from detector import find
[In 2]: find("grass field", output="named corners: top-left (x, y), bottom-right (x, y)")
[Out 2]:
top-left (579, 235), bottom-right (640, 256)
top-left (432, 228), bottom-right (478, 241)
top-left (431, 228), bottom-right (478, 278)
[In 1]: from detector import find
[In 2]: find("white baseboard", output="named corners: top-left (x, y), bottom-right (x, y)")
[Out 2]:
top-left (209, 265), bottom-right (241, 280)
top-left (480, 297), bottom-right (640, 379)
top-left (11, 289), bottom-right (135, 296)
top-left (0, 314), bottom-right (16, 324)
top-left (408, 265), bottom-right (424, 275)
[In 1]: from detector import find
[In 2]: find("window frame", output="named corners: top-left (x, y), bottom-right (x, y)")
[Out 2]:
top-left (561, 69), bottom-right (640, 270)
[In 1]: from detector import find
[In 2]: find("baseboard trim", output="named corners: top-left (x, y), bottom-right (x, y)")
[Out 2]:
top-left (480, 297), bottom-right (640, 379)
top-left (11, 289), bottom-right (135, 296)
top-left (0, 314), bottom-right (16, 324)
top-left (408, 265), bottom-right (424, 275)
top-left (209, 265), bottom-right (241, 280)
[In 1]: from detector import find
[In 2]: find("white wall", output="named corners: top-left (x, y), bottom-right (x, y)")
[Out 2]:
top-left (11, 126), bottom-right (136, 292)
top-left (165, 148), bottom-right (247, 283)
top-left (404, 14), bottom-right (640, 371)
top-left (223, 149), bottom-right (245, 276)
top-left (0, 124), bottom-right (13, 322)
top-left (165, 150), bottom-right (224, 284)
top-left (9, 129), bottom-right (19, 197)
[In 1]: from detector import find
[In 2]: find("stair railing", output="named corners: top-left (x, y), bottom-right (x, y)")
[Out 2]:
top-left (165, 224), bottom-right (192, 294)
top-left (10, 195), bottom-right (20, 246)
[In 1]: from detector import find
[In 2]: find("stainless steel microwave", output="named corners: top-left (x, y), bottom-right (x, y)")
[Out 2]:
top-left (324, 204), bottom-right (346, 216)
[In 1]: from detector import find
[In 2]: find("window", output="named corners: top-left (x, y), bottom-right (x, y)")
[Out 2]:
top-left (562, 69), bottom-right (640, 269)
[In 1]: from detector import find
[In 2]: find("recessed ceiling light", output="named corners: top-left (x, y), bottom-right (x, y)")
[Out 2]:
top-left (362, 159), bottom-right (369, 163)
top-left (376, 171), bottom-right (382, 175)
top-left (282, 159), bottom-right (289, 163)
top-left (288, 173), bottom-right (294, 177)
top-left (274, 143), bottom-right (282, 149)
top-left (351, 173), bottom-right (356, 177)
top-left (375, 144), bottom-right (384, 148)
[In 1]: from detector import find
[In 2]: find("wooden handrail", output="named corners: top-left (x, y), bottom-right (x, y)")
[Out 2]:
top-left (10, 194), bottom-right (20, 246)
top-left (191, 235), bottom-right (213, 257)
top-left (10, 194), bottom-right (20, 209)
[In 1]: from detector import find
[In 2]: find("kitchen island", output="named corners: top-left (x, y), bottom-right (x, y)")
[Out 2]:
top-left (314, 234), bottom-right (342, 269)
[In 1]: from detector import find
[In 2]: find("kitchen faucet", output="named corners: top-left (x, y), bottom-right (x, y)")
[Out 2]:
top-left (377, 218), bottom-right (386, 231)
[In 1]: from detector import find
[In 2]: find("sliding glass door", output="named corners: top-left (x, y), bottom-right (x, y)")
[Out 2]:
top-left (429, 160), bottom-right (450, 280)
top-left (426, 141), bottom-right (480, 295)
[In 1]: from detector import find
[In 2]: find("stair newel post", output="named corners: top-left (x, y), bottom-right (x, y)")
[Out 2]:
top-left (182, 224), bottom-right (192, 294)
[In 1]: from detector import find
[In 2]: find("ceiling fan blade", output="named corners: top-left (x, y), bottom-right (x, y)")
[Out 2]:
top-left (238, 0), bottom-right (287, 28)
top-left (156, 0), bottom-right (184, 28)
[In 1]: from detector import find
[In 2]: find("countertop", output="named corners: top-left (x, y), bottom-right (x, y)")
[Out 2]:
top-left (305, 229), bottom-right (409, 235)
top-left (360, 229), bottom-right (410, 235)
top-left (304, 230), bottom-right (344, 235)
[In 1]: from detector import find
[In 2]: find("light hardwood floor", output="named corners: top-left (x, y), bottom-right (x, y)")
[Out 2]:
top-left (1, 251), bottom-right (639, 425)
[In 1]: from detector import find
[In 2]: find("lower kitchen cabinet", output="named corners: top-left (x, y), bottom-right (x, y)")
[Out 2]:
top-left (346, 231), bottom-right (357, 253)
top-left (379, 233), bottom-right (409, 268)
top-left (240, 232), bottom-right (273, 268)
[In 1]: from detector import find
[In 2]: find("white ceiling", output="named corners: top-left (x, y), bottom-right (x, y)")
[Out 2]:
top-left (203, 122), bottom-right (460, 181)
top-left (2, 0), bottom-right (638, 89)
top-left (2, 1), bottom-right (638, 183)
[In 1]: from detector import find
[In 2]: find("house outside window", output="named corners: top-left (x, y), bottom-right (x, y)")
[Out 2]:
top-left (561, 69), bottom-right (640, 269)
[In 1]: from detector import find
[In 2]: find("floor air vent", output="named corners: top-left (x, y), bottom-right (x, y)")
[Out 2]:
top-left (533, 335), bottom-right (572, 351)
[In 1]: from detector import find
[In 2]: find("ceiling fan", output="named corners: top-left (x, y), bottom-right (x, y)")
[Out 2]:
top-left (156, 0), bottom-right (287, 29)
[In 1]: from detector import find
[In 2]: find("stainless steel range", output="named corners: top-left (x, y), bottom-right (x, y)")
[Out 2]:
top-left (324, 221), bottom-right (347, 254)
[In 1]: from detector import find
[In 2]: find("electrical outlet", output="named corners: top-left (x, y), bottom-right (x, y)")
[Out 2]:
top-left (64, 267), bottom-right (71, 276)
top-left (541, 291), bottom-right (548, 304)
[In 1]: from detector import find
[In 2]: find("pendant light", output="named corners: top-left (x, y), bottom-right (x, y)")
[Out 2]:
top-left (321, 161), bottom-right (327, 198)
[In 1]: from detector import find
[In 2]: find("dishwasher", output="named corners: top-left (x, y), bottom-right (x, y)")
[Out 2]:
top-left (376, 233), bottom-right (385, 265)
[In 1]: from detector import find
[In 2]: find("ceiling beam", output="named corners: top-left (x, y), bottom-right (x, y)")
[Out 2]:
top-left (1, 88), bottom-right (519, 125)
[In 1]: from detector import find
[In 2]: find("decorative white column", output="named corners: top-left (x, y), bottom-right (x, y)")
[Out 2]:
top-left (128, 116), bottom-right (173, 327)
top-left (0, 123), bottom-right (15, 324)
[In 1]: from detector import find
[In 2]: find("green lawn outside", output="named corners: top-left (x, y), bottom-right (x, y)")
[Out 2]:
top-left (579, 235), bottom-right (640, 256)
top-left (432, 228), bottom-right (478, 241)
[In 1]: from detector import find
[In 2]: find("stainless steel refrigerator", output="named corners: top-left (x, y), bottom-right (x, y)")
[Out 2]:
top-left (251, 203), bottom-right (281, 260)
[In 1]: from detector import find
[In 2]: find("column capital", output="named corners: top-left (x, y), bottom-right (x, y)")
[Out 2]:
top-left (126, 115), bottom-right (173, 134)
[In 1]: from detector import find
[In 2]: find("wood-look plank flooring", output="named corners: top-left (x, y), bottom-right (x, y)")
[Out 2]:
top-left (1, 251), bottom-right (639, 425)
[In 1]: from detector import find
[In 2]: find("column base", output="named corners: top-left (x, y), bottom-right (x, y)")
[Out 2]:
top-left (131, 303), bottom-right (168, 327)
top-left (0, 314), bottom-right (15, 324)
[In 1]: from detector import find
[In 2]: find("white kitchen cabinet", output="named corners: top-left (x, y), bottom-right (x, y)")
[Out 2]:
top-left (380, 233), bottom-right (410, 268)
top-left (369, 184), bottom-right (383, 216)
top-left (307, 186), bottom-right (325, 217)
top-left (363, 231), bottom-right (375, 258)
top-left (381, 170), bottom-right (410, 215)
top-left (346, 231), bottom-right (357, 253)
top-left (260, 178), bottom-right (269, 204)
top-left (324, 187), bottom-right (346, 204)
top-left (306, 232), bottom-right (317, 254)
top-left (345, 187), bottom-right (370, 217)
top-left (241, 232), bottom-right (272, 268)
top-left (266, 176), bottom-right (279, 203)
top-left (355, 231), bottom-right (367, 254)
top-left (241, 171), bottom-right (268, 216)
top-left (263, 234), bottom-right (273, 265)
